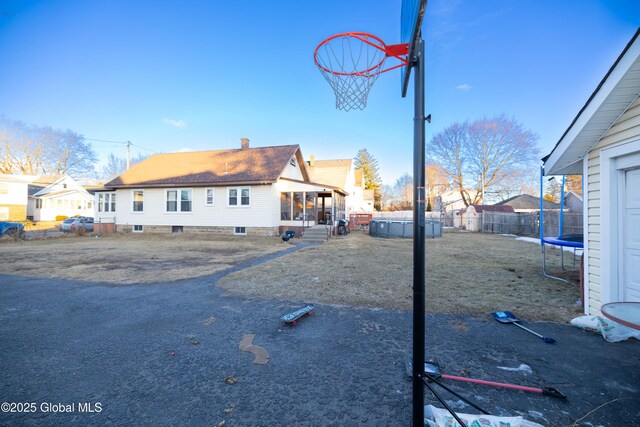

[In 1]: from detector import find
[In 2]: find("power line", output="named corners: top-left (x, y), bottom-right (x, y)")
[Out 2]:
top-left (85, 137), bottom-right (159, 154)
top-left (84, 138), bottom-right (128, 145)
top-left (130, 143), bottom-right (159, 154)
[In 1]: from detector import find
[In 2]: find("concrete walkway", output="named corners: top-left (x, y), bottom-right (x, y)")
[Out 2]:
top-left (0, 243), bottom-right (639, 426)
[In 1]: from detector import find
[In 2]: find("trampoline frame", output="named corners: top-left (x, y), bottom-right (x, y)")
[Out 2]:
top-left (540, 167), bottom-right (584, 286)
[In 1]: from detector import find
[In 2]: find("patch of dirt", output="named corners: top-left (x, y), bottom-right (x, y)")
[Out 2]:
top-left (218, 230), bottom-right (582, 322)
top-left (0, 233), bottom-right (286, 284)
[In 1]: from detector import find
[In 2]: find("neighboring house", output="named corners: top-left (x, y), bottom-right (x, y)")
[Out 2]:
top-left (353, 169), bottom-right (374, 213)
top-left (28, 175), bottom-right (94, 221)
top-left (433, 191), bottom-right (468, 213)
top-left (95, 139), bottom-right (349, 236)
top-left (495, 194), bottom-right (560, 212)
top-left (0, 174), bottom-right (93, 221)
top-left (564, 191), bottom-right (583, 213)
top-left (543, 28), bottom-right (640, 313)
top-left (0, 174), bottom-right (33, 221)
top-left (306, 155), bottom-right (372, 216)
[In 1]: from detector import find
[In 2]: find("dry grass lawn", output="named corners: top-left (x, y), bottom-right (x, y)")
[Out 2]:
top-left (0, 233), bottom-right (286, 284)
top-left (219, 230), bottom-right (582, 322)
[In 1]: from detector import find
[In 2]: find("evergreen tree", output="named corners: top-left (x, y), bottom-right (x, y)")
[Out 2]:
top-left (353, 148), bottom-right (382, 210)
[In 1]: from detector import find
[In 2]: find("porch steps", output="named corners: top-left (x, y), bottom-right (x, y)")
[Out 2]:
top-left (300, 225), bottom-right (330, 242)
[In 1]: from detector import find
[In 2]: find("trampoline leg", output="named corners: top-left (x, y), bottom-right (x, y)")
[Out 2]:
top-left (542, 242), bottom-right (577, 286)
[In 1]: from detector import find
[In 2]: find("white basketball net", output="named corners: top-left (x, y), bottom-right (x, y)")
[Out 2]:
top-left (314, 33), bottom-right (390, 111)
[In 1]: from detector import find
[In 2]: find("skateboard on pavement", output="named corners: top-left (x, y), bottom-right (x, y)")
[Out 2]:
top-left (281, 305), bottom-right (314, 326)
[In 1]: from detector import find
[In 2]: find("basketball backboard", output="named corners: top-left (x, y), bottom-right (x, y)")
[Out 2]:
top-left (400, 0), bottom-right (427, 97)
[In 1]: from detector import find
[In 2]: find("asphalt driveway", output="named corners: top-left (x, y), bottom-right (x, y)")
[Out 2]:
top-left (0, 250), bottom-right (639, 426)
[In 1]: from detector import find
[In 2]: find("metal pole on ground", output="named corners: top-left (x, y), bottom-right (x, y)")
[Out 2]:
top-left (412, 37), bottom-right (426, 426)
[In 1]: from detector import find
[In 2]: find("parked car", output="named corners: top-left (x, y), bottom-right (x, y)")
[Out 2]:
top-left (60, 217), bottom-right (94, 232)
top-left (0, 221), bottom-right (25, 238)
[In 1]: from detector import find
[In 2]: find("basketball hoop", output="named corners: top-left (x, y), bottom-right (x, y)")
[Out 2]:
top-left (314, 32), bottom-right (408, 111)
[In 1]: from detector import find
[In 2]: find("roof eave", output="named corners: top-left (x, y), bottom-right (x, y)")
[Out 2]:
top-left (105, 180), bottom-right (278, 190)
top-left (544, 28), bottom-right (640, 176)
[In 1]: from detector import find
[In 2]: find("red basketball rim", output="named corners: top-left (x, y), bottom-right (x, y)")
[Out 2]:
top-left (314, 32), bottom-right (408, 77)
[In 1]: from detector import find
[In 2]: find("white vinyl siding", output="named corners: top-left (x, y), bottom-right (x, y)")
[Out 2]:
top-left (280, 157), bottom-right (305, 180)
top-left (585, 98), bottom-right (640, 314)
top-left (107, 185), bottom-right (275, 227)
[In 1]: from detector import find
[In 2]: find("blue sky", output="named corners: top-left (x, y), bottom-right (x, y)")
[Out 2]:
top-left (1, 0), bottom-right (639, 183)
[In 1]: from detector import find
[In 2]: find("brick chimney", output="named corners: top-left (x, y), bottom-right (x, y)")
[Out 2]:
top-left (241, 137), bottom-right (249, 150)
top-left (309, 154), bottom-right (315, 166)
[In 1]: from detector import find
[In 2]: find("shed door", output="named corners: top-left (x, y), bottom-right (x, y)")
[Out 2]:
top-left (622, 168), bottom-right (640, 301)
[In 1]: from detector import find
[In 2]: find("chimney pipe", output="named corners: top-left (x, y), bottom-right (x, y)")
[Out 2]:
top-left (309, 154), bottom-right (315, 166)
top-left (241, 137), bottom-right (249, 150)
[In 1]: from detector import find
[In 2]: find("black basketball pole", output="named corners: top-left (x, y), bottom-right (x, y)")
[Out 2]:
top-left (412, 36), bottom-right (426, 426)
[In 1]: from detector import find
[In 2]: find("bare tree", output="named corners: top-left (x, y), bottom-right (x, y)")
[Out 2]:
top-left (425, 161), bottom-right (449, 210)
top-left (384, 173), bottom-right (413, 211)
top-left (491, 167), bottom-right (539, 201)
top-left (0, 117), bottom-right (97, 177)
top-left (101, 152), bottom-right (149, 180)
top-left (429, 115), bottom-right (539, 206)
top-left (544, 179), bottom-right (561, 202)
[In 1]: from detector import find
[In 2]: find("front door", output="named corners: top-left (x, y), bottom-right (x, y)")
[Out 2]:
top-left (622, 168), bottom-right (640, 301)
top-left (316, 193), bottom-right (332, 224)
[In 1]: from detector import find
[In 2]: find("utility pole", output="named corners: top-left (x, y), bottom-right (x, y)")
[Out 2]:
top-left (126, 141), bottom-right (131, 171)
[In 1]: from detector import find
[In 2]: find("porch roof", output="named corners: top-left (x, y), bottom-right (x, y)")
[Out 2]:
top-left (279, 177), bottom-right (348, 196)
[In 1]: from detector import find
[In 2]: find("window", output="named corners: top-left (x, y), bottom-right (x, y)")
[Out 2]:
top-left (132, 190), bottom-right (144, 212)
top-left (0, 183), bottom-right (8, 195)
top-left (166, 189), bottom-right (192, 212)
top-left (280, 192), bottom-right (291, 220)
top-left (98, 193), bottom-right (116, 212)
top-left (181, 190), bottom-right (192, 212)
top-left (36, 199), bottom-right (42, 209)
top-left (133, 225), bottom-right (143, 233)
top-left (166, 190), bottom-right (177, 212)
top-left (87, 201), bottom-right (93, 209)
top-left (241, 188), bottom-right (250, 206)
top-left (234, 226), bottom-right (247, 235)
top-left (293, 192), bottom-right (303, 220)
top-left (305, 192), bottom-right (317, 222)
top-left (205, 188), bottom-right (214, 205)
top-left (0, 207), bottom-right (8, 220)
top-left (228, 187), bottom-right (250, 206)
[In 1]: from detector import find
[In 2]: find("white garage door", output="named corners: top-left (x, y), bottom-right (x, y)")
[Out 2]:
top-left (623, 168), bottom-right (640, 301)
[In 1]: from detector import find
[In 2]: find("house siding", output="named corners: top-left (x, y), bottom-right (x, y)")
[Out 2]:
top-left (100, 184), bottom-right (278, 235)
top-left (0, 179), bottom-right (29, 221)
top-left (585, 97), bottom-right (640, 314)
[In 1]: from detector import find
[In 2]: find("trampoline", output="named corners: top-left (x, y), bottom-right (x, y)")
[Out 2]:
top-left (540, 168), bottom-right (583, 286)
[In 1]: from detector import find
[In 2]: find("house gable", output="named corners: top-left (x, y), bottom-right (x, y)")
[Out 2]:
top-left (544, 28), bottom-right (640, 175)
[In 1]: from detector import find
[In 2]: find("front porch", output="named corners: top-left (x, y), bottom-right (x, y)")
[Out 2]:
top-left (277, 180), bottom-right (347, 238)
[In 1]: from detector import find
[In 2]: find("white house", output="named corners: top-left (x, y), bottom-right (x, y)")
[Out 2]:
top-left (0, 174), bottom-right (93, 221)
top-left (0, 174), bottom-right (32, 221)
top-left (28, 175), bottom-right (94, 221)
top-left (306, 156), bottom-right (374, 215)
top-left (95, 139), bottom-right (351, 236)
top-left (543, 28), bottom-right (640, 313)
